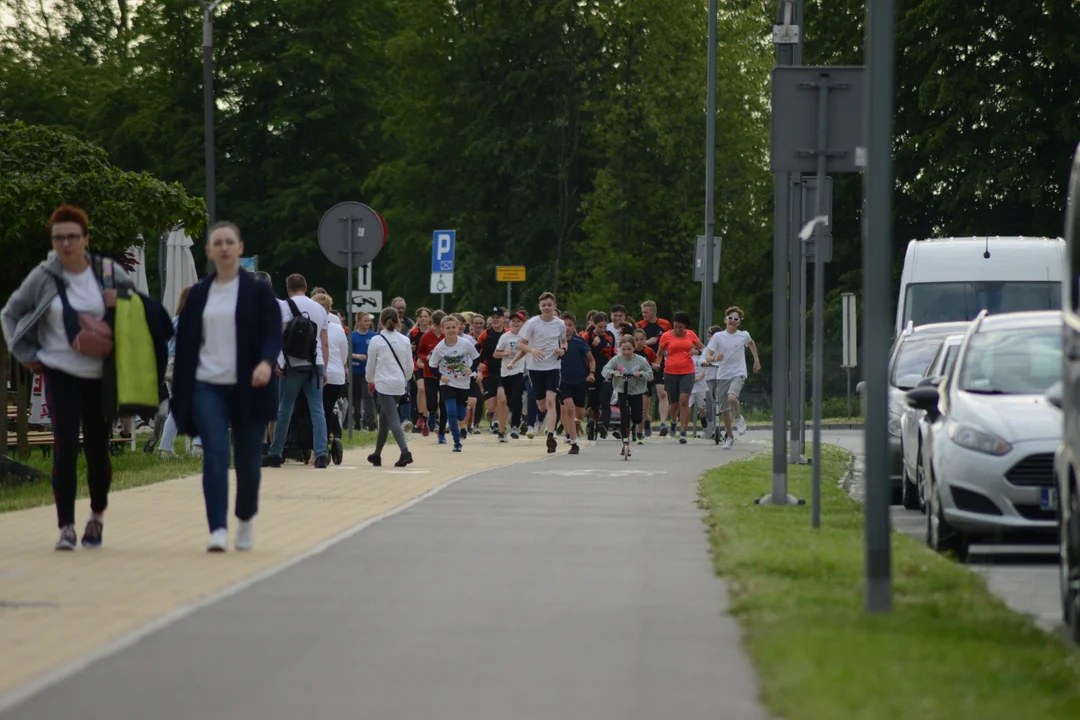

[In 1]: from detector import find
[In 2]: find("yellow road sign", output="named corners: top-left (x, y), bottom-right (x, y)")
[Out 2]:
top-left (496, 266), bottom-right (526, 282)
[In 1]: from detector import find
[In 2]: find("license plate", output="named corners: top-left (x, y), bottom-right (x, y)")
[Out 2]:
top-left (1040, 487), bottom-right (1058, 512)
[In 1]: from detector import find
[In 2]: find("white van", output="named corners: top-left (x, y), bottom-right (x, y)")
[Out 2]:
top-left (895, 236), bottom-right (1065, 336)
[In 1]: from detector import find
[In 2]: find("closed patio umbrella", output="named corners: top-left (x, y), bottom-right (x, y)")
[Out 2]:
top-left (162, 229), bottom-right (199, 317)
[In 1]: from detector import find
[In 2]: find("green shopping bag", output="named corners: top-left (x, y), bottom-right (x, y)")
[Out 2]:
top-left (114, 292), bottom-right (160, 414)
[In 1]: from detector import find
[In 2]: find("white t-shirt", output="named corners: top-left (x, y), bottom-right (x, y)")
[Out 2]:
top-left (37, 267), bottom-right (106, 379)
top-left (196, 275), bottom-right (240, 384)
top-left (460, 333), bottom-right (477, 347)
top-left (519, 315), bottom-right (566, 371)
top-left (707, 329), bottom-right (753, 380)
top-left (325, 314), bottom-right (350, 386)
top-left (281, 294), bottom-right (328, 367)
top-left (497, 331), bottom-right (524, 377)
top-left (428, 337), bottom-right (479, 390)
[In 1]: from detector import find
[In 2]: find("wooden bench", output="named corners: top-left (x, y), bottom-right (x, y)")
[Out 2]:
top-left (5, 432), bottom-right (132, 458)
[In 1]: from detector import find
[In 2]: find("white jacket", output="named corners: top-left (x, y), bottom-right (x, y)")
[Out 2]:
top-left (326, 314), bottom-right (350, 386)
top-left (366, 329), bottom-right (414, 395)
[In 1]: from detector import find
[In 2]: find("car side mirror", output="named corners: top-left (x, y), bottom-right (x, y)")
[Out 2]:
top-left (896, 374), bottom-right (924, 391)
top-left (1045, 380), bottom-right (1063, 410)
top-left (905, 386), bottom-right (941, 421)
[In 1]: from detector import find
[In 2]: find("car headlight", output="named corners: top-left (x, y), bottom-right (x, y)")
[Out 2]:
top-left (948, 423), bottom-right (1012, 456)
top-left (888, 412), bottom-right (902, 438)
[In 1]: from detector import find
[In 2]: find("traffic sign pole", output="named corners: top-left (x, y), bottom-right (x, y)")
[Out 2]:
top-left (345, 215), bottom-right (354, 442)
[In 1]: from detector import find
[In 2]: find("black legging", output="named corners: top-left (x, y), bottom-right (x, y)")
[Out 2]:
top-left (44, 368), bottom-right (112, 528)
top-left (589, 380), bottom-right (613, 427)
top-left (619, 392), bottom-right (644, 440)
top-left (323, 383), bottom-right (346, 438)
top-left (501, 373), bottom-right (525, 429)
top-left (424, 376), bottom-right (448, 433)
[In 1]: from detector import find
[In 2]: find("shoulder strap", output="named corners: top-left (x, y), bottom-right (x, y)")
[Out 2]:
top-left (50, 274), bottom-right (81, 344)
top-left (379, 333), bottom-right (409, 383)
top-left (286, 298), bottom-right (302, 319)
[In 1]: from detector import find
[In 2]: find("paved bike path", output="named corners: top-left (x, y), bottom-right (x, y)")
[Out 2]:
top-left (3, 438), bottom-right (767, 719)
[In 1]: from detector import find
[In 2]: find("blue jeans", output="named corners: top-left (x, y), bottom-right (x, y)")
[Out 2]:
top-left (269, 364), bottom-right (328, 459)
top-left (192, 382), bottom-right (267, 532)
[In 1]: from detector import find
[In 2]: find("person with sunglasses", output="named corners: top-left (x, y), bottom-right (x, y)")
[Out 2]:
top-left (705, 306), bottom-right (761, 446)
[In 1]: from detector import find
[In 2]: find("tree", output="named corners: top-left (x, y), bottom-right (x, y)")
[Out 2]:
top-left (0, 121), bottom-right (206, 456)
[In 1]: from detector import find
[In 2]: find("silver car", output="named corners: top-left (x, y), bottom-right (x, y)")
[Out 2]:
top-left (907, 310), bottom-right (1063, 561)
top-left (899, 333), bottom-right (964, 511)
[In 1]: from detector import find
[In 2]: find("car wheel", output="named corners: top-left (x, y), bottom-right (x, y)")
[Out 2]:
top-left (916, 447), bottom-right (928, 514)
top-left (927, 476), bottom-right (969, 562)
top-left (901, 456), bottom-right (920, 511)
top-left (1061, 479), bottom-right (1080, 643)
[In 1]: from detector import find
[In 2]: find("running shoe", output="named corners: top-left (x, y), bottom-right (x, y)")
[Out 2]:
top-left (526, 425), bottom-right (536, 439)
top-left (612, 429), bottom-right (622, 440)
top-left (235, 520), bottom-right (254, 551)
top-left (55, 525), bottom-right (77, 551)
top-left (491, 420), bottom-right (500, 435)
top-left (659, 424), bottom-right (669, 437)
top-left (499, 433), bottom-right (509, 443)
top-left (644, 419), bottom-right (652, 437)
top-left (519, 422), bottom-right (529, 435)
top-left (679, 434), bottom-right (688, 445)
top-left (421, 422), bottom-right (430, 437)
top-left (207, 528), bottom-right (228, 553)
top-left (569, 442), bottom-right (580, 455)
top-left (722, 435), bottom-right (735, 449)
top-left (598, 424), bottom-right (608, 439)
top-left (735, 415), bottom-right (747, 435)
top-left (453, 443), bottom-right (462, 453)
top-left (546, 434), bottom-right (558, 453)
top-left (510, 429), bottom-right (520, 440)
top-left (403, 420), bottom-right (414, 433)
top-left (80, 517), bottom-right (103, 549)
top-left (438, 433), bottom-right (447, 445)
top-left (637, 436), bottom-right (645, 446)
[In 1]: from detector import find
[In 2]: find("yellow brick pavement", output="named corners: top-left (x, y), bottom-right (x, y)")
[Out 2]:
top-left (0, 433), bottom-right (569, 700)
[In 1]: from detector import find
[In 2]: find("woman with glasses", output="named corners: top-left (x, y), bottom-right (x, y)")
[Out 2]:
top-left (705, 306), bottom-right (762, 447)
top-left (2, 205), bottom-right (137, 550)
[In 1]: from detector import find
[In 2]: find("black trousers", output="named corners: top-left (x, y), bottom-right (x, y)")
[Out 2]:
top-left (44, 368), bottom-right (113, 528)
top-left (588, 380), bottom-right (613, 426)
top-left (501, 374), bottom-right (525, 429)
top-left (323, 383), bottom-right (346, 438)
top-left (618, 393), bottom-right (644, 440)
top-left (351, 374), bottom-right (376, 429)
top-left (424, 376), bottom-right (448, 433)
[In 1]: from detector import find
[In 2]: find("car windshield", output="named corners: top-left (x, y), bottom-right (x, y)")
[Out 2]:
top-left (890, 337), bottom-right (944, 387)
top-left (904, 281), bottom-right (1060, 327)
top-left (957, 327), bottom-right (1062, 395)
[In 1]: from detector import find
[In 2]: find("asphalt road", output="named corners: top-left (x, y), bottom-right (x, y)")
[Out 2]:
top-left (799, 428), bottom-right (1063, 634)
top-left (3, 437), bottom-right (769, 720)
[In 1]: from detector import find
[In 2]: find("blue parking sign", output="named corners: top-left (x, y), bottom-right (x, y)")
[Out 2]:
top-left (431, 230), bottom-right (455, 273)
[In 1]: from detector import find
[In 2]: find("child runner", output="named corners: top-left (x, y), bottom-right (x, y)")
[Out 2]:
top-left (476, 307), bottom-right (506, 435)
top-left (656, 311), bottom-right (705, 444)
top-left (632, 328), bottom-right (657, 444)
top-left (418, 309), bottom-right (447, 442)
top-left (706, 306), bottom-right (761, 447)
top-left (583, 311), bottom-right (615, 439)
top-left (601, 337), bottom-right (654, 459)
top-left (559, 312), bottom-right (594, 454)
top-left (508, 291), bottom-right (567, 454)
top-left (408, 307), bottom-right (432, 435)
top-left (690, 350), bottom-right (709, 437)
top-left (637, 300), bottom-right (672, 436)
top-left (494, 311), bottom-right (526, 441)
top-left (427, 315), bottom-right (481, 452)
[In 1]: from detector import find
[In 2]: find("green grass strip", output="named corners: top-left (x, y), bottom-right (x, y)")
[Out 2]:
top-left (700, 445), bottom-right (1080, 720)
top-left (1, 430), bottom-right (376, 514)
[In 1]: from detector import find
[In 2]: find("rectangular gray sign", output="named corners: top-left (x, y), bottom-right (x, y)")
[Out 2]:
top-left (805, 234), bottom-right (833, 263)
top-left (770, 66), bottom-right (866, 174)
top-left (801, 176), bottom-right (833, 232)
top-left (693, 235), bottom-right (721, 283)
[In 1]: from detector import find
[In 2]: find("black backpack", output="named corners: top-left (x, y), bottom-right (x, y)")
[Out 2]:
top-left (282, 298), bottom-right (318, 366)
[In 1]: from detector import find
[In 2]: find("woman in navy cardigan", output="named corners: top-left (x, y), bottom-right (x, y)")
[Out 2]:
top-left (172, 221), bottom-right (282, 552)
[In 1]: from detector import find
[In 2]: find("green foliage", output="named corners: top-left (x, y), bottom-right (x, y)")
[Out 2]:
top-left (0, 121), bottom-right (206, 299)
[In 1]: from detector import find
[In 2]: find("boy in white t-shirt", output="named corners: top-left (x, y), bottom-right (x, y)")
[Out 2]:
top-left (494, 312), bottom-right (526, 441)
top-left (508, 291), bottom-right (567, 454)
top-left (705, 306), bottom-right (761, 447)
top-left (428, 315), bottom-right (480, 452)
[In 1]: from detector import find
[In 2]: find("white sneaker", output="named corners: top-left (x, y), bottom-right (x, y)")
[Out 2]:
top-left (722, 435), bottom-right (735, 449)
top-left (735, 415), bottom-right (747, 435)
top-left (235, 520), bottom-right (254, 551)
top-left (526, 425), bottom-right (536, 439)
top-left (402, 420), bottom-right (414, 433)
top-left (207, 528), bottom-right (228, 552)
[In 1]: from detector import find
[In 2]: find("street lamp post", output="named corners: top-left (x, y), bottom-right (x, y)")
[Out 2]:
top-left (701, 0), bottom-right (718, 333)
top-left (198, 0), bottom-right (225, 232)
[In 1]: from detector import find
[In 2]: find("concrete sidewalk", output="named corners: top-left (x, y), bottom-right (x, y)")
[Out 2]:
top-left (1, 433), bottom-right (769, 719)
top-left (0, 434), bottom-right (561, 704)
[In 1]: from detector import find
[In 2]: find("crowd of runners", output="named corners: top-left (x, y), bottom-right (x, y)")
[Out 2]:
top-left (343, 293), bottom-right (762, 462)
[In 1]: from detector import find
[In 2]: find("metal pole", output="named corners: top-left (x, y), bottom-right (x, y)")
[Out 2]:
top-left (846, 367), bottom-right (852, 417)
top-left (864, 0), bottom-right (895, 612)
top-left (789, 178), bottom-right (803, 462)
top-left (200, 2), bottom-right (221, 231)
top-left (810, 76), bottom-right (830, 529)
top-left (761, 0), bottom-right (800, 506)
top-left (345, 216), bottom-right (354, 442)
top-left (440, 294), bottom-right (445, 311)
top-left (702, 0), bottom-right (718, 333)
top-left (507, 282), bottom-right (511, 311)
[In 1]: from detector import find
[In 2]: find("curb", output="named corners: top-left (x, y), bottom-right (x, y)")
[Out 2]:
top-left (746, 422), bottom-right (865, 431)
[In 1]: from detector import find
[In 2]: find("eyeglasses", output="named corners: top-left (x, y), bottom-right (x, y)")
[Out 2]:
top-left (726, 316), bottom-right (741, 323)
top-left (51, 233), bottom-right (84, 245)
